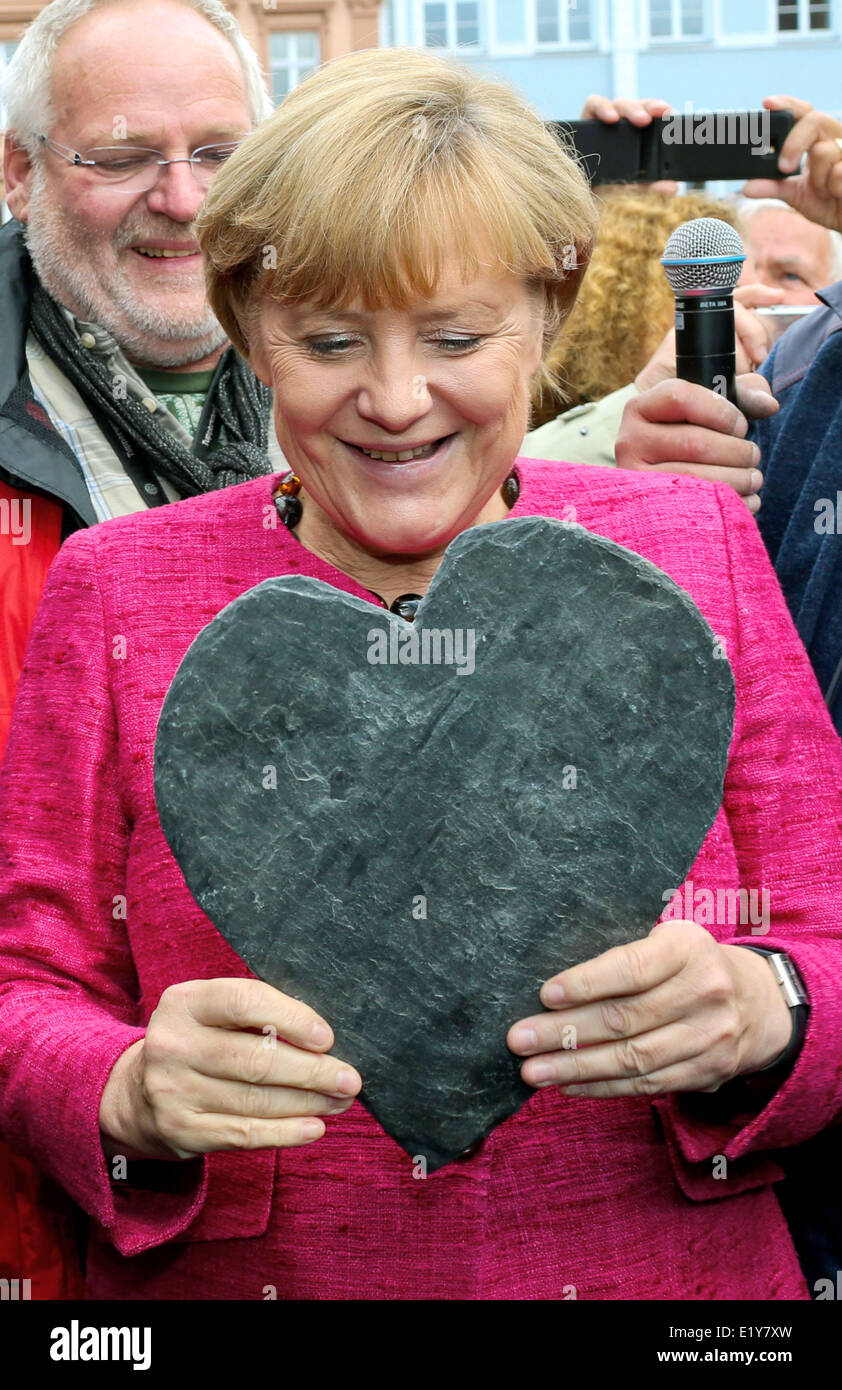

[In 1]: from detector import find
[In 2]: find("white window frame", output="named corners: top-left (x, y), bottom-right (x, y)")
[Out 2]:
top-left (383, 0), bottom-right (407, 45)
top-left (416, 0), bottom-right (484, 52)
top-left (426, 0), bottom-right (610, 57)
top-left (267, 29), bottom-right (321, 104)
top-left (531, 0), bottom-right (600, 50)
top-left (644, 0), bottom-right (710, 42)
top-left (1, 39), bottom-right (20, 223)
top-left (710, 0), bottom-right (836, 42)
top-left (0, 40), bottom-right (18, 129)
top-left (775, 0), bottom-right (835, 36)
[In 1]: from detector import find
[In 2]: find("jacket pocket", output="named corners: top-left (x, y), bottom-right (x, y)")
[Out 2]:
top-left (170, 1148), bottom-right (277, 1243)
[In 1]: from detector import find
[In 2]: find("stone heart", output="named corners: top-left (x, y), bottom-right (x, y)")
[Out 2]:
top-left (154, 517), bottom-right (734, 1171)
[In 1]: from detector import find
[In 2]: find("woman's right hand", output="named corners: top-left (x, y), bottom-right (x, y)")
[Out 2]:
top-left (98, 977), bottom-right (361, 1161)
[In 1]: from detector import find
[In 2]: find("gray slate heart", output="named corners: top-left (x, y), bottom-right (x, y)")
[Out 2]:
top-left (154, 517), bottom-right (734, 1171)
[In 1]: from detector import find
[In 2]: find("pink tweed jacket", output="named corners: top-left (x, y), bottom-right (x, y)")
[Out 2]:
top-left (1, 457), bottom-right (842, 1301)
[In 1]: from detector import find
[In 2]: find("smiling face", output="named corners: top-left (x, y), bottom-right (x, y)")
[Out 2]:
top-left (6, 1), bottom-right (251, 367)
top-left (249, 254), bottom-right (545, 563)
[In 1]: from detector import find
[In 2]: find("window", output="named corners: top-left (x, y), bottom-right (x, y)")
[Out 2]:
top-left (2, 40), bottom-right (19, 221)
top-left (536, 0), bottom-right (593, 43)
top-left (777, 0), bottom-right (831, 30)
top-left (423, 2), bottom-right (480, 49)
top-left (1, 41), bottom-right (18, 127)
top-left (649, 0), bottom-right (706, 37)
top-left (537, 0), bottom-right (560, 41)
top-left (269, 31), bottom-right (319, 103)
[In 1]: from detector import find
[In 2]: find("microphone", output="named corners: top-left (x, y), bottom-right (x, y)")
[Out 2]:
top-left (661, 218), bottom-right (746, 405)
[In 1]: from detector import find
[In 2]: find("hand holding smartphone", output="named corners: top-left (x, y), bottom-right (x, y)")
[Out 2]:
top-left (555, 111), bottom-right (796, 186)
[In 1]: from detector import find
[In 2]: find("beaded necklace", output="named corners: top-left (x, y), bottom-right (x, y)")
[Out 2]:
top-left (272, 469), bottom-right (521, 619)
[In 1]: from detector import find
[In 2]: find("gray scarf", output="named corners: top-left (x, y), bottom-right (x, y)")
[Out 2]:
top-left (29, 275), bottom-right (273, 496)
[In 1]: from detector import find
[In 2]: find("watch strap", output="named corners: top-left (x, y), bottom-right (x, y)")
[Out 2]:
top-left (736, 945), bottom-right (809, 1076)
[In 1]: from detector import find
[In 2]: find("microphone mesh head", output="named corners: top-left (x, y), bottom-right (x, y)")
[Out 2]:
top-left (661, 217), bottom-right (745, 292)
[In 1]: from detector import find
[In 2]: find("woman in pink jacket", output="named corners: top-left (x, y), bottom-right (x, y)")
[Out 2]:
top-left (0, 48), bottom-right (840, 1301)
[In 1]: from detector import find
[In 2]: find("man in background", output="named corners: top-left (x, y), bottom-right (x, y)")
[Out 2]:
top-left (739, 197), bottom-right (842, 305)
top-left (0, 0), bottom-right (280, 1299)
top-left (0, 0), bottom-right (283, 757)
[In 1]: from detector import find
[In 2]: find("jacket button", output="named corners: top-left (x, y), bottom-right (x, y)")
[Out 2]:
top-left (455, 1139), bottom-right (483, 1160)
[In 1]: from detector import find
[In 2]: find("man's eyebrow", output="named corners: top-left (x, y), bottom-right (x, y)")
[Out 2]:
top-left (766, 254), bottom-right (810, 274)
top-left (82, 128), bottom-right (247, 147)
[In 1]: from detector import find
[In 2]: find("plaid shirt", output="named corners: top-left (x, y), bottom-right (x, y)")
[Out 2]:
top-left (26, 312), bottom-right (287, 523)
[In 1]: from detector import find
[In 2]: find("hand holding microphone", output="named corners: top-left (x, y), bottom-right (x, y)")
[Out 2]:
top-left (616, 217), bottom-right (780, 512)
top-left (660, 217), bottom-right (746, 404)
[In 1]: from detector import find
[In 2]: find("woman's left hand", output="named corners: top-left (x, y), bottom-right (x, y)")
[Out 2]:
top-left (507, 920), bottom-right (793, 1097)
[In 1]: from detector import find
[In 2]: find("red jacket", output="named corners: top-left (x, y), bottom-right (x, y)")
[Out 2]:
top-left (0, 480), bottom-right (82, 1298)
top-left (1, 460), bottom-right (841, 1299)
top-left (0, 480), bottom-right (61, 757)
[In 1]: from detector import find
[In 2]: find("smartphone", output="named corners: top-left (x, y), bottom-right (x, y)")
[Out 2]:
top-left (553, 111), bottom-right (796, 186)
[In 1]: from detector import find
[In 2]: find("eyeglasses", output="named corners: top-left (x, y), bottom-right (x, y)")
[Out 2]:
top-left (36, 135), bottom-right (244, 192)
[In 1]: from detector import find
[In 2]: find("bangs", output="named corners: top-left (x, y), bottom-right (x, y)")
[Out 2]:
top-left (256, 159), bottom-right (563, 315)
top-left (198, 47), bottom-right (599, 363)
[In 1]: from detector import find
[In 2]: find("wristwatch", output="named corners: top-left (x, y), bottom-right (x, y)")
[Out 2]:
top-left (737, 946), bottom-right (809, 1077)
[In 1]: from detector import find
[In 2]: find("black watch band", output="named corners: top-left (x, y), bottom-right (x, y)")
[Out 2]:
top-left (736, 945), bottom-right (809, 1078)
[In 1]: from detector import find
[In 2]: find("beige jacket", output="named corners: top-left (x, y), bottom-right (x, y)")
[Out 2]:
top-left (521, 382), bottom-right (637, 467)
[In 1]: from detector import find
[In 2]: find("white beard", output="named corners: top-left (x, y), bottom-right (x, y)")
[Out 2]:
top-left (24, 167), bottom-right (228, 368)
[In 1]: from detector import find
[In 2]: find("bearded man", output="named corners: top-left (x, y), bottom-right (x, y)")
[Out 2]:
top-left (0, 0), bottom-right (283, 753)
top-left (0, 0), bottom-right (281, 1298)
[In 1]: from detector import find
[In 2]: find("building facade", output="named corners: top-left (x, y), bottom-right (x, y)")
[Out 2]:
top-left (1, 0), bottom-right (839, 199)
top-left (0, 0), bottom-right (383, 201)
top-left (0, 0), bottom-right (383, 116)
top-left (382, 1), bottom-right (842, 121)
top-left (2, 1), bottom-right (839, 123)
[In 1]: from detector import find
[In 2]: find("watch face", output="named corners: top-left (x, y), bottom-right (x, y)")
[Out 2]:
top-left (741, 946), bottom-right (808, 1006)
top-left (769, 952), bottom-right (808, 1007)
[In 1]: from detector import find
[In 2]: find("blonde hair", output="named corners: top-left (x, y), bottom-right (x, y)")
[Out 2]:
top-left (531, 189), bottom-right (745, 424)
top-left (197, 46), bottom-right (598, 399)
